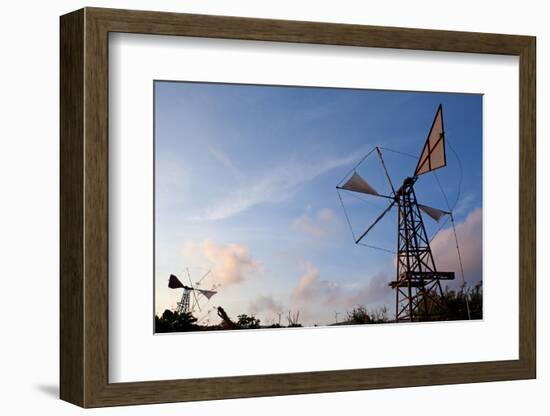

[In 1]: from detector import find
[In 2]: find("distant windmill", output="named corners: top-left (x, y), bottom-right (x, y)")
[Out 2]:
top-left (337, 104), bottom-right (464, 322)
top-left (168, 268), bottom-right (217, 314)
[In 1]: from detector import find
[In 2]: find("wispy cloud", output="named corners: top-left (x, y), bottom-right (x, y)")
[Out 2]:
top-left (292, 208), bottom-right (338, 239)
top-left (192, 149), bottom-right (366, 221)
top-left (207, 143), bottom-right (242, 179)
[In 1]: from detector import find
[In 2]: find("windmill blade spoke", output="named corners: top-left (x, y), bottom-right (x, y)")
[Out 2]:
top-left (336, 147), bottom-right (377, 187)
top-left (186, 268), bottom-right (202, 312)
top-left (355, 200), bottom-right (396, 244)
top-left (376, 147), bottom-right (396, 195)
top-left (336, 185), bottom-right (393, 200)
top-left (196, 269), bottom-right (211, 286)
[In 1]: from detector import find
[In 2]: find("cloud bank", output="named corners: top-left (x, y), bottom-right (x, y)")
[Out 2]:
top-left (291, 262), bottom-right (391, 309)
top-left (431, 207), bottom-right (482, 286)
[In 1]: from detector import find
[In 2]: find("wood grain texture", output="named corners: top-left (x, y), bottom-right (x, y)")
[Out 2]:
top-left (518, 37), bottom-right (536, 376)
top-left (83, 10), bottom-right (110, 406)
top-left (59, 7), bottom-right (537, 408)
top-left (59, 8), bottom-right (84, 407)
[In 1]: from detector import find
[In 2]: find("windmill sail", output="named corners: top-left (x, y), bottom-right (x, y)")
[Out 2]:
top-left (168, 274), bottom-right (185, 289)
top-left (414, 104), bottom-right (446, 176)
top-left (418, 204), bottom-right (448, 222)
top-left (340, 172), bottom-right (379, 196)
top-left (169, 274), bottom-right (193, 290)
top-left (197, 289), bottom-right (217, 300)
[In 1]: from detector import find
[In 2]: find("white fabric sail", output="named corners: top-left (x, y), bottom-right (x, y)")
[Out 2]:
top-left (419, 204), bottom-right (447, 222)
top-left (341, 172), bottom-right (379, 196)
top-left (415, 105), bottom-right (446, 176)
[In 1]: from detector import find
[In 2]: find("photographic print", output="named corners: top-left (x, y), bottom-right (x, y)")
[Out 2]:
top-left (154, 81), bottom-right (483, 333)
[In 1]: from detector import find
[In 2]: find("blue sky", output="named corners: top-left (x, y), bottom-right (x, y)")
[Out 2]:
top-left (154, 81), bottom-right (483, 327)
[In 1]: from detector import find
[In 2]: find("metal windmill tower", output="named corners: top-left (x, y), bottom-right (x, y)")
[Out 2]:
top-left (168, 268), bottom-right (217, 314)
top-left (337, 104), bottom-right (456, 322)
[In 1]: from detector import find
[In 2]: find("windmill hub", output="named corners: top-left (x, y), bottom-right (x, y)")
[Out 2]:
top-left (394, 176), bottom-right (417, 199)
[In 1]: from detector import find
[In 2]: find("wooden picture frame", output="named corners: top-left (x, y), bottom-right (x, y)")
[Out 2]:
top-left (60, 7), bottom-right (536, 408)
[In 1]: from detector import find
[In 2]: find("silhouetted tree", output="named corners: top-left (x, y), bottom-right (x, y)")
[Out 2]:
top-left (236, 314), bottom-right (261, 329)
top-left (155, 309), bottom-right (199, 333)
top-left (346, 306), bottom-right (372, 324)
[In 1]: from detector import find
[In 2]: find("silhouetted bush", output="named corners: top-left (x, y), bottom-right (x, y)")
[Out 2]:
top-left (236, 314), bottom-right (261, 329)
top-left (340, 282), bottom-right (482, 324)
top-left (346, 306), bottom-right (372, 324)
top-left (443, 282), bottom-right (483, 321)
top-left (342, 305), bottom-right (388, 325)
top-left (155, 310), bottom-right (199, 333)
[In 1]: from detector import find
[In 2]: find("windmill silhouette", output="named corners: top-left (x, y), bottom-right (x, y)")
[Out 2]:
top-left (337, 104), bottom-right (457, 322)
top-left (168, 268), bottom-right (217, 314)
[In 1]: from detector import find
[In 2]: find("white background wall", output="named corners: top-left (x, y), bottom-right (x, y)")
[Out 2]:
top-left (0, 0), bottom-right (546, 414)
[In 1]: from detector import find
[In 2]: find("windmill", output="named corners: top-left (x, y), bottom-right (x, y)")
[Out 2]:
top-left (337, 104), bottom-right (458, 322)
top-left (168, 268), bottom-right (217, 314)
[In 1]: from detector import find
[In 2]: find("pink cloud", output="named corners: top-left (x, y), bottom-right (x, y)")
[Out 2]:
top-left (291, 262), bottom-right (391, 308)
top-left (291, 262), bottom-right (341, 303)
top-left (291, 262), bottom-right (322, 301)
top-left (183, 240), bottom-right (261, 286)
